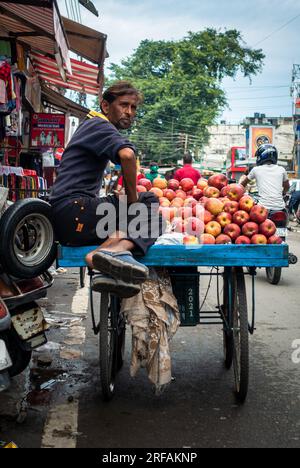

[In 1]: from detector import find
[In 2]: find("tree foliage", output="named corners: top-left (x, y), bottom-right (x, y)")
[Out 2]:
top-left (102, 29), bottom-right (265, 165)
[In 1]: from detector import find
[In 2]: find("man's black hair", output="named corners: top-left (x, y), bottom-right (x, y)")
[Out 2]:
top-left (183, 152), bottom-right (193, 164)
top-left (101, 81), bottom-right (143, 106)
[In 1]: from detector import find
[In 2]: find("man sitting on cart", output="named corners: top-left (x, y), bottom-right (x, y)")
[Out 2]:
top-left (241, 144), bottom-right (290, 211)
top-left (50, 81), bottom-right (163, 298)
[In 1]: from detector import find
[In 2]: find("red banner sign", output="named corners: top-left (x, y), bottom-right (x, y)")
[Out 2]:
top-left (31, 113), bottom-right (65, 148)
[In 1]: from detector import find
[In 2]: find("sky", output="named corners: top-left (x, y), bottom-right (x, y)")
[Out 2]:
top-left (58, 0), bottom-right (299, 124)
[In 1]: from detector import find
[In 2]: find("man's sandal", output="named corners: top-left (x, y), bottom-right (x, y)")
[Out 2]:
top-left (91, 274), bottom-right (140, 298)
top-left (92, 251), bottom-right (149, 285)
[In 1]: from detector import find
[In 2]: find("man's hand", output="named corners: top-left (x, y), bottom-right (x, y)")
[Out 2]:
top-left (118, 148), bottom-right (138, 204)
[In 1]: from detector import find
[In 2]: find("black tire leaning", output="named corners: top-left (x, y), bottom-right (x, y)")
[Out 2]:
top-left (99, 293), bottom-right (118, 401)
top-left (233, 267), bottom-right (249, 404)
top-left (266, 267), bottom-right (282, 285)
top-left (223, 268), bottom-right (234, 370)
top-left (0, 199), bottom-right (57, 279)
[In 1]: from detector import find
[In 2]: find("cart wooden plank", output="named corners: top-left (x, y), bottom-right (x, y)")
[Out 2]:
top-left (58, 244), bottom-right (289, 268)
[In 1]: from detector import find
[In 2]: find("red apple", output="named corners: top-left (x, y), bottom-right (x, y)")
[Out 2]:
top-left (204, 209), bottom-right (215, 224)
top-left (175, 189), bottom-right (187, 200)
top-left (227, 184), bottom-right (246, 202)
top-left (224, 201), bottom-right (240, 215)
top-left (268, 235), bottom-right (283, 245)
top-left (197, 179), bottom-right (208, 190)
top-left (159, 207), bottom-right (171, 220)
top-left (192, 187), bottom-right (203, 201)
top-left (205, 198), bottom-right (224, 216)
top-left (139, 178), bottom-right (152, 191)
top-left (216, 212), bottom-right (232, 228)
top-left (192, 204), bottom-right (205, 220)
top-left (199, 196), bottom-right (209, 206)
top-left (242, 222), bottom-right (259, 238)
top-left (250, 205), bottom-right (268, 224)
top-left (204, 186), bottom-right (220, 199)
top-left (181, 178), bottom-right (195, 192)
top-left (208, 174), bottom-right (229, 191)
top-left (239, 195), bottom-right (255, 213)
top-left (259, 219), bottom-right (277, 238)
top-left (215, 234), bottom-right (232, 245)
top-left (159, 197), bottom-right (171, 207)
top-left (164, 189), bottom-right (176, 202)
top-left (171, 197), bottom-right (185, 208)
top-left (178, 206), bottom-right (194, 220)
top-left (220, 186), bottom-right (231, 198)
top-left (137, 185), bottom-right (147, 193)
top-left (205, 221), bottom-right (222, 238)
top-left (235, 236), bottom-right (251, 245)
top-left (153, 178), bottom-right (168, 190)
top-left (251, 234), bottom-right (268, 245)
top-left (224, 223), bottom-right (242, 241)
top-left (233, 210), bottom-right (250, 227)
top-left (168, 179), bottom-right (180, 191)
top-left (184, 217), bottom-right (205, 237)
top-left (184, 197), bottom-right (198, 208)
top-left (172, 217), bottom-right (185, 233)
top-left (183, 235), bottom-right (199, 245)
top-left (160, 207), bottom-right (178, 222)
top-left (150, 187), bottom-right (164, 198)
top-left (200, 234), bottom-right (216, 245)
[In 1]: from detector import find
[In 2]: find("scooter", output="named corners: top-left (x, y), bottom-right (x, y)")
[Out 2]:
top-left (0, 272), bottom-right (53, 392)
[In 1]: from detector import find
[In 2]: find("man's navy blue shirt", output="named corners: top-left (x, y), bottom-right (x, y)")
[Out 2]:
top-left (50, 117), bottom-right (135, 205)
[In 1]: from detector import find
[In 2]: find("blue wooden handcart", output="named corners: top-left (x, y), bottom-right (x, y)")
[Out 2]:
top-left (58, 243), bottom-right (289, 403)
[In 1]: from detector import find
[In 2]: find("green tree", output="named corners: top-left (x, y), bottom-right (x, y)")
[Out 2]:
top-left (99, 29), bottom-right (265, 165)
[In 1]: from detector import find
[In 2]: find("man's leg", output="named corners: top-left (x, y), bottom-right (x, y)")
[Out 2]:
top-left (86, 192), bottom-right (163, 284)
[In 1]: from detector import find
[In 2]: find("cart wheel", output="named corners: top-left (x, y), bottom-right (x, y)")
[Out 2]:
top-left (232, 267), bottom-right (249, 404)
top-left (99, 293), bottom-right (124, 401)
top-left (80, 267), bottom-right (87, 288)
top-left (266, 267), bottom-right (282, 285)
top-left (223, 268), bottom-right (233, 370)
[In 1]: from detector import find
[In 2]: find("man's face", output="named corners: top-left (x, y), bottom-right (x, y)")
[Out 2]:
top-left (102, 94), bottom-right (138, 130)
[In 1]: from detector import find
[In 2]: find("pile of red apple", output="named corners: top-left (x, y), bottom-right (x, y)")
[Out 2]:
top-left (137, 174), bottom-right (283, 246)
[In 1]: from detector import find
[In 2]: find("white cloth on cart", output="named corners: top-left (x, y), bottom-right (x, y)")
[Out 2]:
top-left (121, 268), bottom-right (180, 393)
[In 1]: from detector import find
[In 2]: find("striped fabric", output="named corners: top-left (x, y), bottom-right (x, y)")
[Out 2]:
top-left (30, 52), bottom-right (100, 96)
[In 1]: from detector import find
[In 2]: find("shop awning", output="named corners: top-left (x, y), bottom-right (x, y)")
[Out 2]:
top-left (62, 17), bottom-right (108, 66)
top-left (30, 52), bottom-right (100, 96)
top-left (41, 85), bottom-right (89, 120)
top-left (0, 0), bottom-right (72, 75)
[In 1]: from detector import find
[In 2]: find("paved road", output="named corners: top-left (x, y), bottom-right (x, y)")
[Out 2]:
top-left (1, 232), bottom-right (299, 448)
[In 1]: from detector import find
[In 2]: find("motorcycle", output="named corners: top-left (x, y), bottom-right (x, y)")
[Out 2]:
top-left (265, 209), bottom-right (298, 285)
top-left (0, 192), bottom-right (57, 391)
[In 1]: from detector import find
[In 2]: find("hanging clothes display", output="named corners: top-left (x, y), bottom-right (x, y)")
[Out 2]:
top-left (0, 165), bottom-right (47, 202)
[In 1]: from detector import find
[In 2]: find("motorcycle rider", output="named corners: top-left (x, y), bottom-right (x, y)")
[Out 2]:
top-left (241, 144), bottom-right (290, 211)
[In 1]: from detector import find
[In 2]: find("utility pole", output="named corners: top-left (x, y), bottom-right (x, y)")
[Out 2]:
top-left (184, 134), bottom-right (189, 154)
top-left (291, 64), bottom-right (300, 177)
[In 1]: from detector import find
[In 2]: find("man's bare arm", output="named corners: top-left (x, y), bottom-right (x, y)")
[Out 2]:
top-left (119, 147), bottom-right (138, 204)
top-left (241, 177), bottom-right (250, 188)
top-left (283, 180), bottom-right (290, 195)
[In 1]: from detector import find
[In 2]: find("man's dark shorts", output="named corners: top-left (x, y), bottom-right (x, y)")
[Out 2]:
top-left (50, 192), bottom-right (164, 256)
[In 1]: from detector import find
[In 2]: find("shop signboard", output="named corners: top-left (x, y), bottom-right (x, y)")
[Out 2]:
top-left (31, 113), bottom-right (65, 148)
top-left (249, 125), bottom-right (275, 158)
top-left (295, 98), bottom-right (300, 116)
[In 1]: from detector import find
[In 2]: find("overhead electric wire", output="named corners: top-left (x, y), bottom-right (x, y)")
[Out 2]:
top-left (253, 12), bottom-right (300, 47)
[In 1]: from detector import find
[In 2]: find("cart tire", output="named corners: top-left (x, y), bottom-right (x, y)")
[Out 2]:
top-left (223, 268), bottom-right (233, 370)
top-left (80, 267), bottom-right (87, 288)
top-left (266, 267), bottom-right (282, 285)
top-left (232, 267), bottom-right (249, 404)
